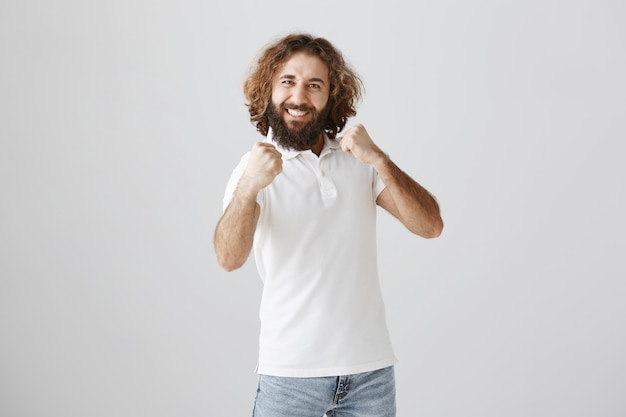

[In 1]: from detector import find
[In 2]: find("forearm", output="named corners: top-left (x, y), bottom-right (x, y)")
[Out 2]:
top-left (374, 154), bottom-right (443, 238)
top-left (214, 182), bottom-right (260, 271)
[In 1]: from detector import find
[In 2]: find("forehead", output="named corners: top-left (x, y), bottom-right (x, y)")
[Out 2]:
top-left (276, 51), bottom-right (329, 82)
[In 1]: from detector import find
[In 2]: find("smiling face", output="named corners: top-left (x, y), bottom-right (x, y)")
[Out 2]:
top-left (267, 51), bottom-right (331, 151)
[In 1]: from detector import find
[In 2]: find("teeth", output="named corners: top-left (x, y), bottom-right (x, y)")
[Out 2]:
top-left (287, 109), bottom-right (308, 117)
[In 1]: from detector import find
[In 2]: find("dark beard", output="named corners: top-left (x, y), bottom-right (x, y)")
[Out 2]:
top-left (266, 101), bottom-right (330, 151)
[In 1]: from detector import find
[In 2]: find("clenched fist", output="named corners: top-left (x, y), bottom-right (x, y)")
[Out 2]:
top-left (339, 124), bottom-right (386, 166)
top-left (240, 142), bottom-right (283, 193)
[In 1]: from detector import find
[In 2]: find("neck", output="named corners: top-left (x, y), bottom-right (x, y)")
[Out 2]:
top-left (309, 133), bottom-right (325, 156)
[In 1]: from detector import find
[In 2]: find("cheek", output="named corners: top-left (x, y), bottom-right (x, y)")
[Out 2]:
top-left (271, 89), bottom-right (288, 106)
top-left (314, 96), bottom-right (330, 112)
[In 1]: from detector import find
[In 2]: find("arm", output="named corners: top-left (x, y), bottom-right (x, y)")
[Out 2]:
top-left (214, 185), bottom-right (261, 272)
top-left (340, 124), bottom-right (443, 238)
top-left (214, 142), bottom-right (283, 271)
top-left (374, 160), bottom-right (443, 238)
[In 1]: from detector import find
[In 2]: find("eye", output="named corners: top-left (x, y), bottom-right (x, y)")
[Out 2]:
top-left (308, 83), bottom-right (321, 89)
top-left (281, 80), bottom-right (294, 85)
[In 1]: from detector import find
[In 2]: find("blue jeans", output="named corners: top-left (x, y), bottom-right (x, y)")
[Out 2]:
top-left (252, 366), bottom-right (396, 417)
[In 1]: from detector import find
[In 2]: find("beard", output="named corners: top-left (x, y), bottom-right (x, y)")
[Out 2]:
top-left (266, 101), bottom-right (330, 151)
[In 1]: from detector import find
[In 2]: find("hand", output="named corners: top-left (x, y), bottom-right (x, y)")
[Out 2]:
top-left (339, 124), bottom-right (386, 166)
top-left (240, 142), bottom-right (283, 193)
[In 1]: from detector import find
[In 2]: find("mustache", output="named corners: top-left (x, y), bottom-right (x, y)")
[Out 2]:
top-left (282, 103), bottom-right (315, 112)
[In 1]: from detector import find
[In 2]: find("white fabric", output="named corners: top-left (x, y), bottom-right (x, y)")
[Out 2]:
top-left (222, 130), bottom-right (397, 377)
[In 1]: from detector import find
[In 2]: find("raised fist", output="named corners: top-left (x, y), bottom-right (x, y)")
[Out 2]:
top-left (339, 124), bottom-right (385, 166)
top-left (240, 142), bottom-right (283, 193)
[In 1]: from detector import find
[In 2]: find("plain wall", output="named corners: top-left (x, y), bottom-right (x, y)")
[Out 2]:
top-left (1, 0), bottom-right (625, 416)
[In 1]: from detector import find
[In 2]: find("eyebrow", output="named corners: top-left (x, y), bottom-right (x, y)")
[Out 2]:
top-left (278, 75), bottom-right (327, 85)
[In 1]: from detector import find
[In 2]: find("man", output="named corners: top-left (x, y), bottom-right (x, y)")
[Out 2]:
top-left (214, 33), bottom-right (443, 417)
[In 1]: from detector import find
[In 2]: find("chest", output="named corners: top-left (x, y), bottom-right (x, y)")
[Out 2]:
top-left (264, 153), bottom-right (375, 215)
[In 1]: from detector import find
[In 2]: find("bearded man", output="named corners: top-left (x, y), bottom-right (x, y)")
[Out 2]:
top-left (214, 33), bottom-right (443, 417)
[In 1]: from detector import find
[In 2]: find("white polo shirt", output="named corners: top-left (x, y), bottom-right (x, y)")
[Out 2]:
top-left (222, 130), bottom-right (397, 377)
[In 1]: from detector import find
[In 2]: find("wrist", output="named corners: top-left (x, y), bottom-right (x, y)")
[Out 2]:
top-left (236, 176), bottom-right (262, 200)
top-left (371, 151), bottom-right (391, 171)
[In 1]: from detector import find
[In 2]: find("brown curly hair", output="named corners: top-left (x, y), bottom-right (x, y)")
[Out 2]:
top-left (243, 33), bottom-right (363, 139)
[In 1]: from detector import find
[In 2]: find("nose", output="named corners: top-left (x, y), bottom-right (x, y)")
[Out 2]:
top-left (290, 83), bottom-right (308, 105)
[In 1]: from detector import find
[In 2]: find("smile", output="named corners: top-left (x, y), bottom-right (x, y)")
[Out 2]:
top-left (286, 109), bottom-right (309, 117)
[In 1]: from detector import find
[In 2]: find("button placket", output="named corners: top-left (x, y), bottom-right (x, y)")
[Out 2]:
top-left (318, 156), bottom-right (337, 199)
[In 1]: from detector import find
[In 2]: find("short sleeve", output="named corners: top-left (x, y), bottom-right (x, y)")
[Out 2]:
top-left (373, 169), bottom-right (386, 199)
top-left (222, 150), bottom-right (268, 212)
top-left (222, 152), bottom-right (248, 211)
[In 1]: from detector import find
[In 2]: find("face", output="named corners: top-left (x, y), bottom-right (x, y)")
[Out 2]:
top-left (267, 51), bottom-right (331, 150)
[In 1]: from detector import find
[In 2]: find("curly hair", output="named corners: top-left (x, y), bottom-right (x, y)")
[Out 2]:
top-left (243, 33), bottom-right (363, 139)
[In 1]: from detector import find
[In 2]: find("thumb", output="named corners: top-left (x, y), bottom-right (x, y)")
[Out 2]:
top-left (338, 135), bottom-right (352, 153)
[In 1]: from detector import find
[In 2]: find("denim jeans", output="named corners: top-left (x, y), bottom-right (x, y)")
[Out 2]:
top-left (252, 366), bottom-right (396, 417)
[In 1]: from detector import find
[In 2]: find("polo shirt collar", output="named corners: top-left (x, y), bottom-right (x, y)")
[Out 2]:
top-left (266, 128), bottom-right (340, 160)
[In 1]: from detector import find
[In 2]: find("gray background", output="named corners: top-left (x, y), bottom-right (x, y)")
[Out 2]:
top-left (1, 0), bottom-right (625, 416)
